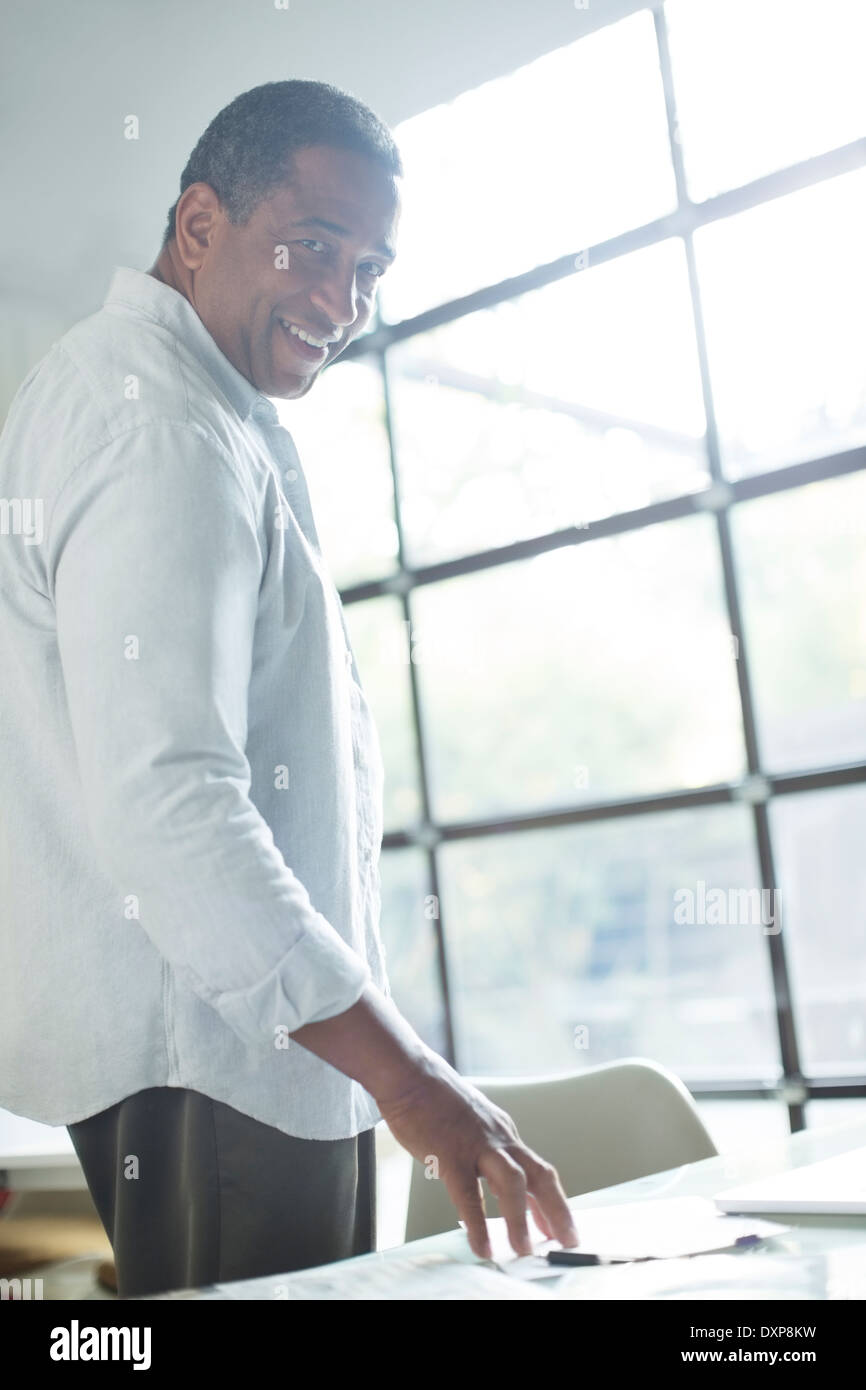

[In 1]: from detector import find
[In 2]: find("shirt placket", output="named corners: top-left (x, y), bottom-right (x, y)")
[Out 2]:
top-left (252, 402), bottom-right (380, 877)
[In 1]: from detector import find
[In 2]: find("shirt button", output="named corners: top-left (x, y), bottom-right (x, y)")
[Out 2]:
top-left (285, 468), bottom-right (298, 483)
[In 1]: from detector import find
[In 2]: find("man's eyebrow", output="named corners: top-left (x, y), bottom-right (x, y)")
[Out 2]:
top-left (288, 216), bottom-right (396, 261)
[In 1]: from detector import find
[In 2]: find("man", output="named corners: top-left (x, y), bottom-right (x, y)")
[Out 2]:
top-left (0, 79), bottom-right (578, 1297)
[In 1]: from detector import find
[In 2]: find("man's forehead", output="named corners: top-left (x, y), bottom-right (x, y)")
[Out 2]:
top-left (271, 148), bottom-right (399, 218)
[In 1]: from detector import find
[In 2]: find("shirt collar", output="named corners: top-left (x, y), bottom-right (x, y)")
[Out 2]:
top-left (104, 266), bottom-right (278, 425)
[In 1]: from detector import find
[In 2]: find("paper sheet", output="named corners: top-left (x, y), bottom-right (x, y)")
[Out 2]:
top-left (482, 1196), bottom-right (791, 1280)
top-left (553, 1244), bottom-right (866, 1300)
top-left (209, 1250), bottom-right (553, 1300)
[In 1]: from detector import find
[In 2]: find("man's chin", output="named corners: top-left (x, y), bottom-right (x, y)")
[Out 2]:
top-left (280, 374), bottom-right (318, 400)
top-left (259, 369), bottom-right (319, 401)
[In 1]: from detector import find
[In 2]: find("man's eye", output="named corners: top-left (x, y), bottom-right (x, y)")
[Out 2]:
top-left (360, 262), bottom-right (386, 279)
top-left (298, 239), bottom-right (327, 252)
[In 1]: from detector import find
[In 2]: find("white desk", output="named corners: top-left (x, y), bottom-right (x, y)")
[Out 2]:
top-left (0, 1110), bottom-right (86, 1191)
top-left (150, 1115), bottom-right (866, 1300)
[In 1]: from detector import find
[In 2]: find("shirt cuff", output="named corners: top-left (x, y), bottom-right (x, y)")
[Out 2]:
top-left (202, 911), bottom-right (373, 1048)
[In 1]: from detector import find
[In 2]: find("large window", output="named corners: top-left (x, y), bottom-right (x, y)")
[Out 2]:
top-left (278, 0), bottom-right (866, 1129)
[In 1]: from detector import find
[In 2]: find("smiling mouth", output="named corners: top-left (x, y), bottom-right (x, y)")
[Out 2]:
top-left (276, 317), bottom-right (334, 366)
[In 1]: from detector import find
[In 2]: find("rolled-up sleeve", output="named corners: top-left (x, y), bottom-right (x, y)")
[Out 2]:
top-left (49, 418), bottom-right (371, 1049)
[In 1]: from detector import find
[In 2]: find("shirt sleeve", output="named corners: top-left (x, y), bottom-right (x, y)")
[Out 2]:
top-left (48, 417), bottom-right (372, 1051)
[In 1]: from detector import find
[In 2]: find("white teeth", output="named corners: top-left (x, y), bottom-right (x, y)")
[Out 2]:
top-left (279, 320), bottom-right (327, 348)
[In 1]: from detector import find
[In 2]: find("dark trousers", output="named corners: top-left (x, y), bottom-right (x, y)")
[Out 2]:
top-left (67, 1087), bottom-right (376, 1298)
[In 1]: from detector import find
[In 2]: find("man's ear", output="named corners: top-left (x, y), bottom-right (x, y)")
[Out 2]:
top-left (173, 183), bottom-right (225, 270)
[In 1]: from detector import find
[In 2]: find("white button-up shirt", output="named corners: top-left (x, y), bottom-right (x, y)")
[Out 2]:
top-left (0, 266), bottom-right (391, 1140)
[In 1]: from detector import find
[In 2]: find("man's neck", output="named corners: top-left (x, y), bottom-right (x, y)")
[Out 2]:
top-left (148, 243), bottom-right (191, 303)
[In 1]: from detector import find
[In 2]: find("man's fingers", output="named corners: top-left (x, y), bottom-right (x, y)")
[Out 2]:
top-left (447, 1173), bottom-right (491, 1260)
top-left (527, 1192), bottom-right (553, 1241)
top-left (522, 1152), bottom-right (579, 1248)
top-left (479, 1150), bottom-right (532, 1256)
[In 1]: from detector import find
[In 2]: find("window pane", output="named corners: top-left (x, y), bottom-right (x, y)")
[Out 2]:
top-left (697, 1100), bottom-right (790, 1155)
top-left (694, 168), bottom-right (866, 480)
top-left (379, 846), bottom-right (447, 1055)
top-left (388, 239), bottom-right (708, 566)
top-left (341, 595), bottom-right (422, 832)
top-left (666, 0), bottom-right (866, 201)
top-left (732, 474), bottom-right (866, 772)
top-left (771, 785), bottom-right (866, 1076)
top-left (381, 9), bottom-right (676, 322)
top-left (277, 357), bottom-right (397, 588)
top-left (411, 514), bottom-right (745, 822)
top-left (806, 1100), bottom-right (866, 1131)
top-left (440, 806), bottom-right (779, 1080)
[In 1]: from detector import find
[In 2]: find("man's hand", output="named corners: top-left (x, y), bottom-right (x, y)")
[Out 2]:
top-left (376, 1053), bottom-right (579, 1260)
top-left (291, 982), bottom-right (579, 1259)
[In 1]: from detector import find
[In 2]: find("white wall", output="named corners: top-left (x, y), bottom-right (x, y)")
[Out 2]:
top-left (0, 0), bottom-right (648, 400)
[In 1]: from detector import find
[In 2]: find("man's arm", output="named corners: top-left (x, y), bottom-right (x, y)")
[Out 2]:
top-left (293, 983), bottom-right (579, 1259)
top-left (50, 420), bottom-right (578, 1258)
top-left (50, 420), bottom-right (374, 1047)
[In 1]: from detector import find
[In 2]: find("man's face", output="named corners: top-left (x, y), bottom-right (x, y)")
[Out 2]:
top-left (186, 145), bottom-right (400, 399)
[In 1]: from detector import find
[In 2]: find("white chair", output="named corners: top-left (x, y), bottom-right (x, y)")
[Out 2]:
top-left (404, 1057), bottom-right (717, 1243)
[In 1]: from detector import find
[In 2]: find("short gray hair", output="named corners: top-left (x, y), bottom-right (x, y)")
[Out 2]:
top-left (162, 79), bottom-right (402, 244)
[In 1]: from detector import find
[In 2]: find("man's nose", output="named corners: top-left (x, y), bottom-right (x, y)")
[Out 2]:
top-left (309, 270), bottom-right (360, 332)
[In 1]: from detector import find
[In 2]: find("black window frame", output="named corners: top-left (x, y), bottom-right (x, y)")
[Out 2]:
top-left (330, 1), bottom-right (866, 1132)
